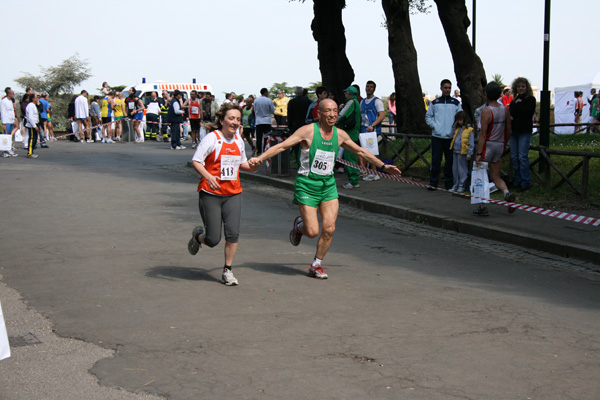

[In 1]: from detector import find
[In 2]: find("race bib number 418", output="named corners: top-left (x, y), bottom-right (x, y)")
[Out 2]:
top-left (220, 155), bottom-right (241, 181)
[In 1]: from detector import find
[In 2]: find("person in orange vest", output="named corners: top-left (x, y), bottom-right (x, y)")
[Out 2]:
top-left (182, 90), bottom-right (203, 148)
top-left (187, 103), bottom-right (260, 286)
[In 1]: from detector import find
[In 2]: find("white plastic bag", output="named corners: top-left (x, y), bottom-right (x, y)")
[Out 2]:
top-left (14, 130), bottom-right (23, 142)
top-left (0, 134), bottom-right (11, 151)
top-left (0, 301), bottom-right (10, 361)
top-left (470, 161), bottom-right (490, 204)
top-left (359, 131), bottom-right (379, 155)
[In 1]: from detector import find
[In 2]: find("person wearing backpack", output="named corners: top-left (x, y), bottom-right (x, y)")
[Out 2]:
top-left (336, 86), bottom-right (361, 189)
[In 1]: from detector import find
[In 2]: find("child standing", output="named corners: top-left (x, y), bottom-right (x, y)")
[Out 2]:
top-left (449, 111), bottom-right (474, 192)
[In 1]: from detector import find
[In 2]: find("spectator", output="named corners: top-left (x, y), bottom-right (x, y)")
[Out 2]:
top-left (25, 93), bottom-right (40, 158)
top-left (425, 79), bottom-right (462, 190)
top-left (223, 92), bottom-right (235, 105)
top-left (449, 111), bottom-right (474, 192)
top-left (126, 87), bottom-right (145, 142)
top-left (287, 87), bottom-right (313, 163)
top-left (39, 93), bottom-right (51, 145)
top-left (101, 81), bottom-right (110, 96)
top-left (167, 90), bottom-right (186, 150)
top-left (360, 80), bottom-right (385, 181)
top-left (210, 94), bottom-right (219, 122)
top-left (305, 86), bottom-right (328, 123)
top-left (452, 89), bottom-right (462, 104)
top-left (100, 91), bottom-right (115, 143)
top-left (145, 91), bottom-right (162, 141)
top-left (159, 90), bottom-right (171, 141)
top-left (90, 96), bottom-right (102, 141)
top-left (241, 97), bottom-right (256, 155)
top-left (509, 77), bottom-right (536, 192)
top-left (273, 90), bottom-right (289, 126)
top-left (574, 91), bottom-right (584, 125)
top-left (501, 87), bottom-right (513, 108)
top-left (287, 87), bottom-right (312, 134)
top-left (388, 92), bottom-right (397, 133)
top-left (253, 88), bottom-right (274, 154)
top-left (474, 81), bottom-right (515, 216)
top-left (1, 87), bottom-right (18, 157)
top-left (337, 86), bottom-right (361, 189)
top-left (113, 91), bottom-right (125, 141)
top-left (590, 90), bottom-right (600, 134)
top-left (75, 90), bottom-right (91, 143)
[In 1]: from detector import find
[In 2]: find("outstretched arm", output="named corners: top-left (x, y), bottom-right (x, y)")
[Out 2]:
top-left (248, 124), bottom-right (310, 167)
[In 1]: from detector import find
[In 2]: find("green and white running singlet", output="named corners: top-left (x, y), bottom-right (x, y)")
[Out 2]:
top-left (294, 123), bottom-right (339, 207)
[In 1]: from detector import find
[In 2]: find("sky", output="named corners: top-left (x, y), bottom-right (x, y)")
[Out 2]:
top-left (3, 0), bottom-right (599, 102)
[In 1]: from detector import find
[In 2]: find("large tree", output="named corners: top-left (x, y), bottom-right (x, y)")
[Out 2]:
top-left (15, 53), bottom-right (91, 96)
top-left (310, 0), bottom-right (355, 103)
top-left (382, 0), bottom-right (430, 134)
top-left (433, 0), bottom-right (486, 119)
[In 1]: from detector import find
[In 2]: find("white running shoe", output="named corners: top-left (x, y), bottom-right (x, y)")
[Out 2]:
top-left (222, 269), bottom-right (239, 286)
top-left (8, 150), bottom-right (18, 157)
top-left (86, 139), bottom-right (94, 143)
top-left (107, 138), bottom-right (115, 143)
top-left (370, 173), bottom-right (380, 181)
top-left (342, 182), bottom-right (360, 189)
top-left (308, 265), bottom-right (328, 279)
top-left (27, 154), bottom-right (39, 159)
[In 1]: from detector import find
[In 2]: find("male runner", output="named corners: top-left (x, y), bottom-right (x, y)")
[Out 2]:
top-left (182, 90), bottom-right (202, 148)
top-left (249, 99), bottom-right (401, 279)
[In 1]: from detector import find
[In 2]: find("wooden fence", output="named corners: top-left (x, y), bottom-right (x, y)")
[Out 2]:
top-left (379, 124), bottom-right (599, 198)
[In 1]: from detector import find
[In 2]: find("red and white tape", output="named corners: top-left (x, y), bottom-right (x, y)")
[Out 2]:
top-left (336, 157), bottom-right (600, 227)
top-left (264, 134), bottom-right (285, 169)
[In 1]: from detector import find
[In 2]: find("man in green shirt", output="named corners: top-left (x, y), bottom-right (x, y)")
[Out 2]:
top-left (336, 86), bottom-right (362, 189)
top-left (250, 99), bottom-right (401, 279)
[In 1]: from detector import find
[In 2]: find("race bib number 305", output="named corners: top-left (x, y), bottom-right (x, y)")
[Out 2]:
top-left (220, 155), bottom-right (241, 181)
top-left (310, 149), bottom-right (335, 176)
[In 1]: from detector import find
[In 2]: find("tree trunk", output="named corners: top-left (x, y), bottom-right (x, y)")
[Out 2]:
top-left (311, 0), bottom-right (355, 103)
top-left (433, 0), bottom-right (486, 120)
top-left (382, 0), bottom-right (429, 134)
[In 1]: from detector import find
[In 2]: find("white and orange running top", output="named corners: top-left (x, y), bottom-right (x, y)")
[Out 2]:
top-left (192, 130), bottom-right (247, 196)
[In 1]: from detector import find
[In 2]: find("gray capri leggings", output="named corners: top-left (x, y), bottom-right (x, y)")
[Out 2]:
top-left (198, 191), bottom-right (243, 247)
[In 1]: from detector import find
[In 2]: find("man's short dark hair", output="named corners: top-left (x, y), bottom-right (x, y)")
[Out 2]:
top-left (366, 80), bottom-right (377, 90)
top-left (4, 87), bottom-right (10, 95)
top-left (260, 88), bottom-right (268, 96)
top-left (440, 79), bottom-right (452, 88)
top-left (316, 86), bottom-right (327, 96)
top-left (81, 89), bottom-right (88, 95)
top-left (303, 88), bottom-right (309, 97)
top-left (485, 81), bottom-right (502, 100)
top-left (352, 84), bottom-right (361, 95)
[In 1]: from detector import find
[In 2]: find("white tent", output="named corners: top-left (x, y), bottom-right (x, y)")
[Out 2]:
top-left (553, 72), bottom-right (600, 134)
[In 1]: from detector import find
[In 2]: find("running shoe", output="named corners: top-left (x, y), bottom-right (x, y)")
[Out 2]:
top-left (370, 173), bottom-right (381, 181)
top-left (187, 226), bottom-right (204, 255)
top-left (504, 192), bottom-right (516, 214)
top-left (289, 216), bottom-right (303, 246)
top-left (342, 182), bottom-right (360, 189)
top-left (40, 143), bottom-right (49, 148)
top-left (222, 269), bottom-right (239, 286)
top-left (156, 135), bottom-right (162, 142)
top-left (192, 142), bottom-right (197, 149)
top-left (107, 138), bottom-right (115, 144)
top-left (1, 152), bottom-right (9, 158)
top-left (27, 154), bottom-right (39, 159)
top-left (472, 205), bottom-right (489, 216)
top-left (308, 265), bottom-right (328, 279)
top-left (8, 150), bottom-right (17, 157)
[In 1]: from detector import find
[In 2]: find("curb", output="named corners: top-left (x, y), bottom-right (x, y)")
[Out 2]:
top-left (241, 172), bottom-right (600, 266)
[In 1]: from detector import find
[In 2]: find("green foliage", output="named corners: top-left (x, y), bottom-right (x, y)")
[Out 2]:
top-left (15, 53), bottom-right (91, 96)
top-left (268, 82), bottom-right (296, 99)
top-left (491, 73), bottom-right (504, 86)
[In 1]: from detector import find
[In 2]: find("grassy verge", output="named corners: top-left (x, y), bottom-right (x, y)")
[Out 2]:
top-left (381, 134), bottom-right (600, 210)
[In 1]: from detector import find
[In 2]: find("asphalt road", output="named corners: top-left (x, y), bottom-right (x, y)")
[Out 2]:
top-left (1, 141), bottom-right (599, 400)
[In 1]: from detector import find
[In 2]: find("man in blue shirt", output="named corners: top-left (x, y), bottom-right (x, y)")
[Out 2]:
top-left (253, 88), bottom-right (275, 154)
top-left (38, 93), bottom-right (50, 148)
